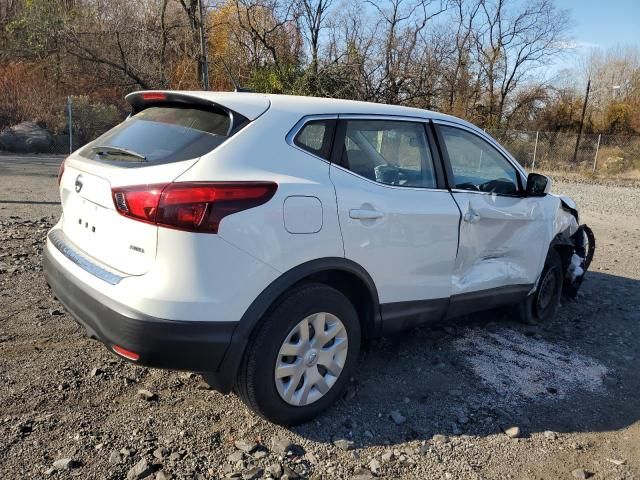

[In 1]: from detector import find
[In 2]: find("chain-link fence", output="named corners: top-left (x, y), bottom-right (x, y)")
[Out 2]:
top-left (2, 98), bottom-right (640, 177)
top-left (487, 129), bottom-right (640, 175)
top-left (0, 96), bottom-right (124, 155)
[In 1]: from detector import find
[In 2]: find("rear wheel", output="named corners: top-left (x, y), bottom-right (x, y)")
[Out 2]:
top-left (512, 249), bottom-right (563, 323)
top-left (235, 283), bottom-right (361, 425)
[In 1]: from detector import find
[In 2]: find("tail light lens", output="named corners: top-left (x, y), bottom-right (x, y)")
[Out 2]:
top-left (141, 91), bottom-right (167, 101)
top-left (57, 158), bottom-right (66, 185)
top-left (112, 182), bottom-right (277, 233)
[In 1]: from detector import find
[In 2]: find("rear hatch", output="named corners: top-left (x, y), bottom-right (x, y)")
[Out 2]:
top-left (57, 91), bottom-right (269, 276)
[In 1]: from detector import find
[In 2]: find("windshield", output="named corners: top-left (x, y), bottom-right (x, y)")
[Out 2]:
top-left (79, 106), bottom-right (232, 165)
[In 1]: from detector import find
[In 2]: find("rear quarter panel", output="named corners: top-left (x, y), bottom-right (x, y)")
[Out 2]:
top-left (174, 109), bottom-right (345, 273)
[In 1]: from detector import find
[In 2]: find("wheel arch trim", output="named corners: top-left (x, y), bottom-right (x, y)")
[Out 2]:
top-left (206, 257), bottom-right (380, 392)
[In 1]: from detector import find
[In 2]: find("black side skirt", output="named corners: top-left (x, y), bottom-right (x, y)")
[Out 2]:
top-left (380, 284), bottom-right (533, 333)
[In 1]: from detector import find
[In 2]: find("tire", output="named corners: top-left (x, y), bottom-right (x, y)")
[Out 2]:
top-left (512, 249), bottom-right (563, 324)
top-left (235, 283), bottom-right (361, 425)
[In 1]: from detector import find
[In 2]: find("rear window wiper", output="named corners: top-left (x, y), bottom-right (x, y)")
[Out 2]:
top-left (92, 145), bottom-right (147, 162)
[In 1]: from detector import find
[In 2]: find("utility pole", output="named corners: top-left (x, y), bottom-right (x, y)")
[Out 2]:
top-left (197, 0), bottom-right (209, 90)
top-left (572, 77), bottom-right (591, 164)
top-left (67, 96), bottom-right (73, 154)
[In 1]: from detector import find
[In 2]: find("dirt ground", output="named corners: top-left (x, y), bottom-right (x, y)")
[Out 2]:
top-left (1, 154), bottom-right (639, 480)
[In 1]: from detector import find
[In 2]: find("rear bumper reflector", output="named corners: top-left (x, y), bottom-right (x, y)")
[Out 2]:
top-left (112, 345), bottom-right (140, 361)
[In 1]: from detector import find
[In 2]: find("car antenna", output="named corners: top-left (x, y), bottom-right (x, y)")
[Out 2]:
top-left (221, 60), bottom-right (253, 93)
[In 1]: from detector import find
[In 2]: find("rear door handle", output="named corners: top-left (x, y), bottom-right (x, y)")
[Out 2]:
top-left (349, 209), bottom-right (384, 220)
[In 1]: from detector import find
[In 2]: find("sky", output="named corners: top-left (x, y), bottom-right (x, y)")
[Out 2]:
top-left (545, 0), bottom-right (640, 80)
top-left (555, 0), bottom-right (640, 51)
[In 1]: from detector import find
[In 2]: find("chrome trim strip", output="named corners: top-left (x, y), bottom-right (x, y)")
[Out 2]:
top-left (48, 229), bottom-right (125, 285)
top-left (449, 188), bottom-right (524, 199)
top-left (337, 113), bottom-right (430, 122)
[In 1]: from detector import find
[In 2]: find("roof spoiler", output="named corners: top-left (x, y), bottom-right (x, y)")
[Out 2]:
top-left (125, 91), bottom-right (250, 134)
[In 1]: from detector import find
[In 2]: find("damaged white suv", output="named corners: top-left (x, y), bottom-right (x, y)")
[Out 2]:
top-left (44, 91), bottom-right (594, 425)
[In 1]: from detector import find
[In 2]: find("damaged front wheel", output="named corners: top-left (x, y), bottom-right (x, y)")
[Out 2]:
top-left (512, 249), bottom-right (563, 324)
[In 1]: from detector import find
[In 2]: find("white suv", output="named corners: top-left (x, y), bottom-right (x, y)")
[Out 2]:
top-left (44, 91), bottom-right (594, 425)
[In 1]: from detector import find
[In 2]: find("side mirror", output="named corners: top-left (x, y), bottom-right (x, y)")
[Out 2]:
top-left (526, 173), bottom-right (551, 197)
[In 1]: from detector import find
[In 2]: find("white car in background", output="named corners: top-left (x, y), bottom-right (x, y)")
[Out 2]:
top-left (44, 91), bottom-right (594, 425)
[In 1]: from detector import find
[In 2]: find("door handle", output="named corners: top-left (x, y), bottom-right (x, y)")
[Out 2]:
top-left (349, 209), bottom-right (384, 220)
top-left (463, 210), bottom-right (481, 223)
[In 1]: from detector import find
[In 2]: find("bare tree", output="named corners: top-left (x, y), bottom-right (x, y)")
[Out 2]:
top-left (444, 0), bottom-right (482, 115)
top-left (474, 0), bottom-right (569, 127)
top-left (297, 0), bottom-right (333, 75)
top-left (232, 0), bottom-right (301, 73)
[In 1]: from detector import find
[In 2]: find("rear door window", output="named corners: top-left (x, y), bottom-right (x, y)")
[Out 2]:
top-left (79, 106), bottom-right (233, 165)
top-left (339, 120), bottom-right (437, 188)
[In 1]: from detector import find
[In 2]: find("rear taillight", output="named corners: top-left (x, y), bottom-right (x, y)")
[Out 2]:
top-left (57, 158), bottom-right (66, 185)
top-left (112, 182), bottom-right (277, 233)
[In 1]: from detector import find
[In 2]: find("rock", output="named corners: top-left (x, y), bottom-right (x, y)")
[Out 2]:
top-left (381, 451), bottom-right (393, 462)
top-left (369, 458), bottom-right (382, 474)
top-left (352, 467), bottom-right (374, 480)
top-left (333, 438), bottom-right (355, 451)
top-left (242, 467), bottom-right (263, 480)
top-left (168, 451), bottom-right (182, 462)
top-left (234, 439), bottom-right (257, 453)
top-left (343, 384), bottom-right (357, 401)
top-left (120, 447), bottom-right (135, 457)
top-left (153, 447), bottom-right (168, 460)
top-left (53, 458), bottom-right (78, 470)
top-left (543, 430), bottom-right (558, 440)
top-left (606, 458), bottom-right (626, 466)
top-left (137, 389), bottom-right (157, 401)
top-left (271, 436), bottom-right (294, 454)
top-left (571, 468), bottom-right (593, 479)
top-left (127, 459), bottom-right (153, 480)
top-left (503, 426), bottom-right (520, 439)
top-left (282, 465), bottom-right (300, 480)
top-left (228, 451), bottom-right (244, 463)
top-left (389, 410), bottom-right (406, 425)
top-left (90, 367), bottom-right (102, 377)
top-left (456, 413), bottom-right (470, 424)
top-left (304, 451), bottom-right (318, 464)
top-left (0, 121), bottom-right (54, 153)
top-left (252, 450), bottom-right (267, 459)
top-left (266, 463), bottom-right (283, 478)
top-left (109, 450), bottom-right (124, 464)
top-left (155, 472), bottom-right (172, 480)
top-left (432, 434), bottom-right (449, 444)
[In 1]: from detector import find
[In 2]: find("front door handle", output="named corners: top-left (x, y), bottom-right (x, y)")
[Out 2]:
top-left (463, 210), bottom-right (481, 223)
top-left (349, 209), bottom-right (384, 220)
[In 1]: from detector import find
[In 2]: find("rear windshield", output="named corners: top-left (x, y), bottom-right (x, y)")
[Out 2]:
top-left (79, 106), bottom-right (232, 165)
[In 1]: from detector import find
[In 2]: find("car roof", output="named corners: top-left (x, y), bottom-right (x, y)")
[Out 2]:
top-left (131, 90), bottom-right (477, 130)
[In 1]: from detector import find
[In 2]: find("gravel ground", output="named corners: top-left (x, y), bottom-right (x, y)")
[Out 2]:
top-left (1, 155), bottom-right (639, 480)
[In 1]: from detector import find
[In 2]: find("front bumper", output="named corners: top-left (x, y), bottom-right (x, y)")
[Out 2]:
top-left (43, 246), bottom-right (237, 373)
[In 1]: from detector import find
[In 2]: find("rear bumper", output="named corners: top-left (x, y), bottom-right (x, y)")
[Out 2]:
top-left (43, 246), bottom-right (237, 373)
